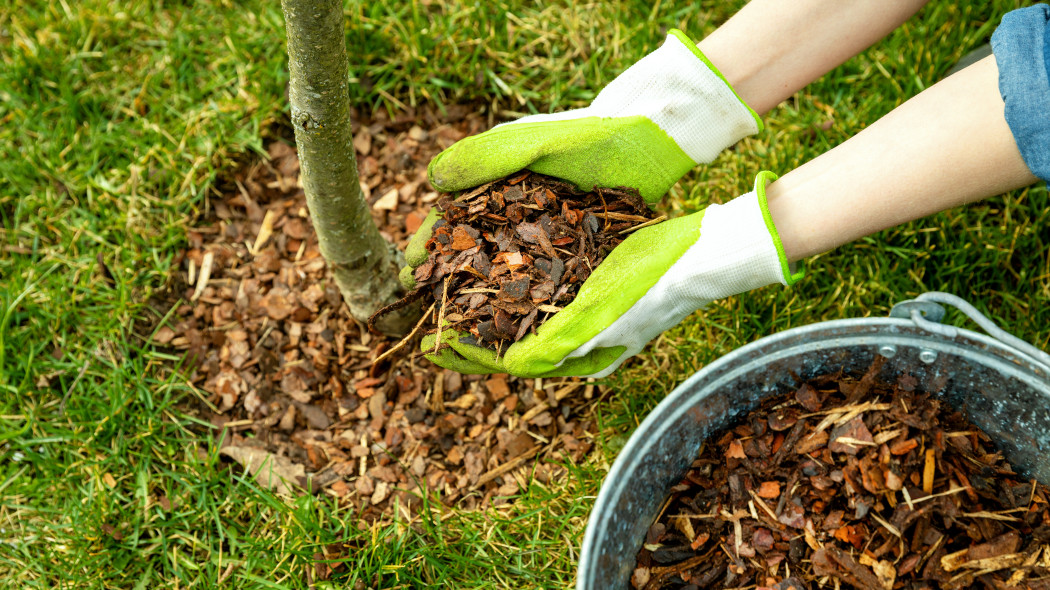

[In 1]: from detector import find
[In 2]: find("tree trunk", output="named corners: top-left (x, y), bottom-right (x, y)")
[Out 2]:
top-left (281, 0), bottom-right (416, 335)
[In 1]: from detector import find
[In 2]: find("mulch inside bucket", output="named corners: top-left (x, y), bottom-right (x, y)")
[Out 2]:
top-left (632, 358), bottom-right (1050, 590)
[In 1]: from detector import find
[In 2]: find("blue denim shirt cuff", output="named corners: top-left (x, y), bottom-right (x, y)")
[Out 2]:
top-left (992, 4), bottom-right (1050, 184)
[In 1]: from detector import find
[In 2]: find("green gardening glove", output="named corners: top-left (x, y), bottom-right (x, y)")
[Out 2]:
top-left (401, 28), bottom-right (760, 288)
top-left (428, 29), bottom-right (761, 202)
top-left (399, 208), bottom-right (441, 289)
top-left (401, 29), bottom-right (776, 377)
top-left (416, 173), bottom-right (803, 378)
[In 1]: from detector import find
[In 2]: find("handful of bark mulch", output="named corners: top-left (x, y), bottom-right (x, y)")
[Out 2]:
top-left (393, 171), bottom-right (658, 352)
top-left (633, 361), bottom-right (1050, 590)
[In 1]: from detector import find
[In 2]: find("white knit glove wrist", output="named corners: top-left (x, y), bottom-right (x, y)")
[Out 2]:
top-left (426, 30), bottom-right (763, 202)
top-left (568, 172), bottom-right (803, 377)
top-left (513, 29), bottom-right (762, 164)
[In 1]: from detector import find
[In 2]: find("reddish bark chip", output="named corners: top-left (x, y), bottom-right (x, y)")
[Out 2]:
top-left (889, 438), bottom-right (919, 455)
top-left (794, 383), bottom-right (822, 412)
top-left (450, 226), bottom-right (477, 250)
top-left (828, 415), bottom-right (874, 455)
top-left (485, 376), bottom-right (510, 400)
top-left (757, 481), bottom-right (781, 499)
top-left (405, 210), bottom-right (426, 234)
top-left (768, 408), bottom-right (799, 431)
top-left (726, 440), bottom-right (747, 460)
top-left (794, 430), bottom-right (829, 455)
top-left (752, 528), bottom-right (775, 552)
top-left (497, 277), bottom-right (530, 301)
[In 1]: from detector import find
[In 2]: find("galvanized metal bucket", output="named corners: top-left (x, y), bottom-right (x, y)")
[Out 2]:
top-left (577, 292), bottom-right (1050, 590)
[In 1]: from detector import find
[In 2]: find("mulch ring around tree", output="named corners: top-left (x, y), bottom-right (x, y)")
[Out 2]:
top-left (139, 105), bottom-right (610, 526)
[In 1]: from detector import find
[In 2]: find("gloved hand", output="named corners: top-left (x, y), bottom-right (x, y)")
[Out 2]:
top-left (401, 28), bottom-right (762, 290)
top-left (427, 29), bottom-right (762, 202)
top-left (413, 172), bottom-right (803, 378)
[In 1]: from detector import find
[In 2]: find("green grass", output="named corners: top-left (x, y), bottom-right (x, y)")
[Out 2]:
top-left (2, 0), bottom-right (1046, 588)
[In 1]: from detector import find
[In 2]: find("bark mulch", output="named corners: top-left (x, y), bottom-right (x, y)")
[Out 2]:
top-left (380, 170), bottom-right (658, 353)
top-left (632, 360), bottom-right (1050, 590)
top-left (144, 105), bottom-right (605, 525)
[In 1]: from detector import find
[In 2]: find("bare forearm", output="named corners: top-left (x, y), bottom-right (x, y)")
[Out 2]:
top-left (699, 0), bottom-right (931, 114)
top-left (766, 55), bottom-right (1037, 262)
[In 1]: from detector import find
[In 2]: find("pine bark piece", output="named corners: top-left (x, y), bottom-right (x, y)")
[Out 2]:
top-left (828, 415), bottom-right (874, 455)
top-left (813, 546), bottom-right (883, 590)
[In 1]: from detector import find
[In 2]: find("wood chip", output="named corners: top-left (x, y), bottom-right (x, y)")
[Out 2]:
top-left (923, 448), bottom-right (936, 493)
top-left (252, 209), bottom-right (277, 254)
top-left (191, 251), bottom-right (214, 301)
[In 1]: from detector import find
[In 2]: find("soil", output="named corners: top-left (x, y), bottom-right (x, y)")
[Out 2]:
top-left (632, 362), bottom-right (1050, 590)
top-left (141, 105), bottom-right (608, 528)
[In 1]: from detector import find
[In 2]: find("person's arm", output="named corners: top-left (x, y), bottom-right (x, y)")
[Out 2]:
top-left (699, 0), bottom-right (932, 114)
top-left (766, 55), bottom-right (1038, 262)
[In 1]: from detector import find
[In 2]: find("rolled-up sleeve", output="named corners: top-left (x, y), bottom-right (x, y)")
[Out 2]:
top-left (991, 4), bottom-right (1050, 183)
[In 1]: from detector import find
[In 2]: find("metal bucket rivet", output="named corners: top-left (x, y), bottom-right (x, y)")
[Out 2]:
top-left (878, 345), bottom-right (897, 358)
top-left (919, 349), bottom-right (938, 364)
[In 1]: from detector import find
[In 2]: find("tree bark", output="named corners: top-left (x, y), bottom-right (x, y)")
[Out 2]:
top-left (281, 0), bottom-right (416, 334)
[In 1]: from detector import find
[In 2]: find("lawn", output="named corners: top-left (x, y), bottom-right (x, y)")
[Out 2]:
top-left (1, 0), bottom-right (1046, 588)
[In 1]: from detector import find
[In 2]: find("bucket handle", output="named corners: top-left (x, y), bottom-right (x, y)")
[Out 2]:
top-left (890, 291), bottom-right (1050, 371)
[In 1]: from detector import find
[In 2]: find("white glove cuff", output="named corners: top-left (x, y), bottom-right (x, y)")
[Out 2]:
top-left (675, 172), bottom-right (801, 300)
top-left (568, 172), bottom-right (801, 378)
top-left (598, 29), bottom-right (761, 163)
top-left (498, 30), bottom-right (761, 164)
